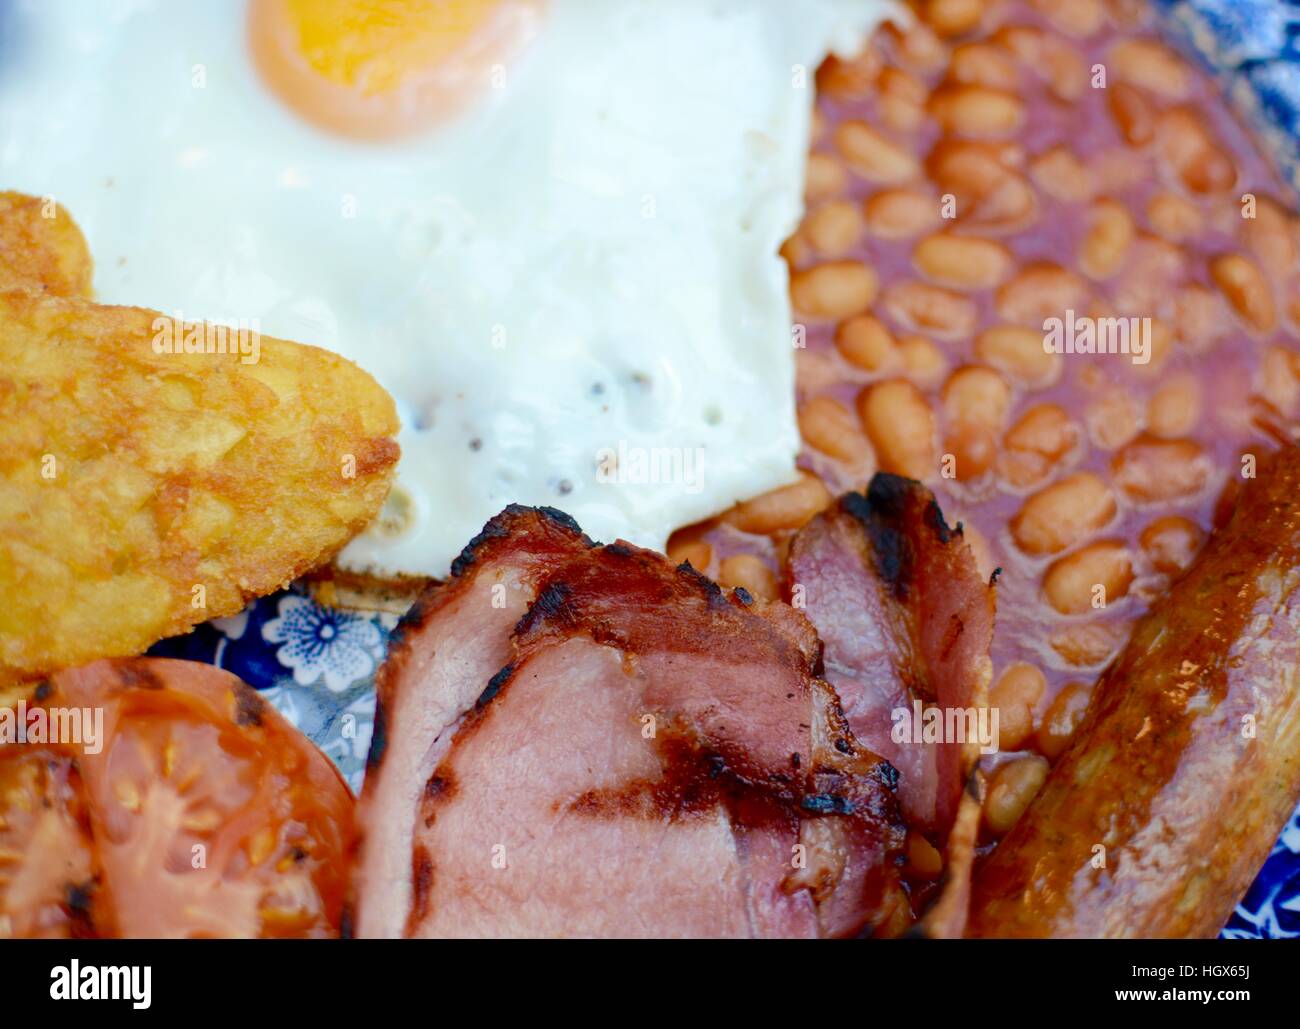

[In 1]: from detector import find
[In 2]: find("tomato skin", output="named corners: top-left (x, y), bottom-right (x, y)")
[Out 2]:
top-left (0, 658), bottom-right (355, 939)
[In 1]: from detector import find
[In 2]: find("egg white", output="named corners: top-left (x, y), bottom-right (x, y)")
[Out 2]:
top-left (0, 0), bottom-right (896, 578)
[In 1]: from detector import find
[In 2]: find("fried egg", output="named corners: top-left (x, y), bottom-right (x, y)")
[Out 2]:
top-left (0, 0), bottom-right (895, 578)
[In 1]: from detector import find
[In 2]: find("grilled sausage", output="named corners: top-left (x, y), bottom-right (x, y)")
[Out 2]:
top-left (968, 445), bottom-right (1300, 938)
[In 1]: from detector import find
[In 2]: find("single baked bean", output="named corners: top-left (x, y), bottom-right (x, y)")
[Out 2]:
top-left (1108, 82), bottom-right (1156, 146)
top-left (835, 120), bottom-right (921, 185)
top-left (858, 380), bottom-right (937, 480)
top-left (780, 231), bottom-right (812, 268)
top-left (996, 262), bottom-right (1088, 325)
top-left (791, 261), bottom-right (879, 320)
top-left (1110, 235), bottom-right (1187, 316)
top-left (1043, 36), bottom-right (1088, 101)
top-left (718, 554), bottom-right (779, 602)
top-left (1079, 199), bottom-right (1135, 279)
top-left (1050, 621), bottom-right (1128, 668)
top-left (906, 830), bottom-right (945, 879)
top-left (1112, 435), bottom-right (1211, 502)
top-left (1093, 145), bottom-right (1152, 195)
top-left (985, 756), bottom-right (1050, 835)
top-left (949, 41), bottom-right (1019, 91)
top-left (999, 403), bottom-right (1079, 489)
top-left (888, 19), bottom-right (949, 74)
top-left (1139, 515), bottom-right (1203, 574)
top-left (796, 348), bottom-right (847, 395)
top-left (1043, 541), bottom-right (1134, 615)
top-left (835, 314), bottom-right (901, 372)
top-left (971, 173), bottom-right (1038, 233)
top-left (815, 51), bottom-right (880, 101)
top-left (929, 85), bottom-right (1025, 138)
top-left (1011, 472), bottom-right (1117, 555)
top-left (1029, 0), bottom-right (1105, 38)
top-left (806, 152), bottom-right (848, 200)
top-left (1175, 284), bottom-right (1232, 353)
top-left (1260, 345), bottom-right (1300, 417)
top-left (989, 662), bottom-right (1047, 752)
top-left (1157, 108), bottom-right (1235, 194)
top-left (923, 0), bottom-right (982, 37)
top-left (882, 281), bottom-right (979, 340)
top-left (1028, 146), bottom-right (1093, 204)
top-left (1146, 191), bottom-right (1202, 241)
top-left (1108, 0), bottom-right (1153, 29)
top-left (1209, 252), bottom-right (1276, 333)
top-left (1146, 316), bottom-right (1177, 373)
top-left (804, 200), bottom-right (864, 257)
top-left (1146, 373), bottom-right (1202, 438)
top-left (1242, 195), bottom-right (1297, 271)
top-left (928, 141), bottom-right (1038, 232)
top-left (942, 366), bottom-right (1011, 479)
top-left (992, 25), bottom-right (1043, 66)
top-left (666, 537), bottom-right (713, 574)
top-left (863, 188), bottom-right (943, 239)
top-left (1143, 319), bottom-right (1184, 375)
top-left (1085, 389), bottom-right (1142, 451)
top-left (723, 470), bottom-right (832, 534)
top-left (799, 394), bottom-right (872, 465)
top-left (929, 139), bottom-right (1025, 194)
top-left (943, 366), bottom-right (1011, 430)
top-left (1004, 403), bottom-right (1076, 456)
top-left (1108, 39), bottom-right (1191, 99)
top-left (913, 233), bottom-right (1013, 290)
top-left (975, 325), bottom-right (1062, 387)
top-left (898, 335), bottom-right (950, 389)
top-left (1037, 683), bottom-right (1091, 760)
top-left (878, 67), bottom-right (929, 134)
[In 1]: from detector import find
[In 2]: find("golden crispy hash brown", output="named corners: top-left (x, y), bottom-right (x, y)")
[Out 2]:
top-left (0, 289), bottom-right (399, 687)
top-left (0, 192), bottom-right (94, 297)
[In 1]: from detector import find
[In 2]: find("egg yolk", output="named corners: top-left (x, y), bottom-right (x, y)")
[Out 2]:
top-left (248, 0), bottom-right (544, 140)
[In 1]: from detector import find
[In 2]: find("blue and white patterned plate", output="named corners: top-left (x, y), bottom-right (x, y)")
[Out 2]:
top-left (151, 0), bottom-right (1300, 939)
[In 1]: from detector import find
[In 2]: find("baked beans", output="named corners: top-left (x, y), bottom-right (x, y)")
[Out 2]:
top-left (1210, 252), bottom-right (1277, 333)
top-left (1029, 146), bottom-right (1093, 203)
top-left (722, 470), bottom-right (832, 535)
top-left (1112, 436), bottom-right (1211, 502)
top-left (1042, 541), bottom-right (1134, 615)
top-left (700, 3), bottom-right (1300, 782)
top-left (858, 380), bottom-right (937, 480)
top-left (863, 188), bottom-right (942, 239)
top-left (1079, 200), bottom-right (1135, 280)
top-left (803, 200), bottom-right (864, 258)
top-left (1011, 473), bottom-right (1117, 556)
top-left (835, 120), bottom-right (920, 185)
top-left (999, 403), bottom-right (1078, 489)
top-left (1139, 515), bottom-right (1203, 575)
top-left (718, 554), bottom-right (779, 602)
top-left (975, 325), bottom-right (1061, 387)
top-left (984, 756), bottom-right (1049, 835)
top-left (882, 280), bottom-right (978, 340)
top-left (914, 233), bottom-right (1013, 290)
top-left (898, 335), bottom-right (950, 389)
top-left (1037, 682), bottom-right (1092, 760)
top-left (799, 394), bottom-right (872, 466)
top-left (791, 261), bottom-right (879, 320)
top-left (989, 663), bottom-right (1046, 752)
top-left (835, 314), bottom-right (901, 372)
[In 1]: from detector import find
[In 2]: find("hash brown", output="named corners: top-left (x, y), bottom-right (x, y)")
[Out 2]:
top-left (0, 191), bottom-right (93, 298)
top-left (0, 288), bottom-right (399, 688)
